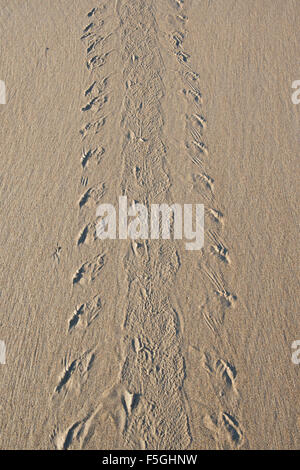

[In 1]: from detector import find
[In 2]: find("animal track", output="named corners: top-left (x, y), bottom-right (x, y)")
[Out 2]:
top-left (80, 175), bottom-right (88, 186)
top-left (54, 358), bottom-right (77, 394)
top-left (49, 0), bottom-right (242, 451)
top-left (191, 173), bottom-right (214, 201)
top-left (117, 0), bottom-right (191, 449)
top-left (77, 221), bottom-right (98, 246)
top-left (81, 93), bottom-right (108, 113)
top-left (78, 182), bottom-right (106, 209)
top-left (203, 411), bottom-right (243, 449)
top-left (80, 115), bottom-right (107, 139)
top-left (52, 244), bottom-right (62, 264)
top-left (72, 253), bottom-right (105, 286)
top-left (182, 87), bottom-right (202, 106)
top-left (202, 353), bottom-right (238, 397)
top-left (86, 51), bottom-right (113, 71)
top-left (54, 350), bottom-right (95, 396)
top-left (207, 230), bottom-right (230, 264)
top-left (201, 264), bottom-right (237, 307)
top-left (51, 422), bottom-right (82, 450)
top-left (205, 207), bottom-right (224, 226)
top-left (191, 113), bottom-right (207, 129)
top-left (81, 146), bottom-right (105, 169)
top-left (68, 295), bottom-right (102, 332)
top-left (50, 3), bottom-right (116, 452)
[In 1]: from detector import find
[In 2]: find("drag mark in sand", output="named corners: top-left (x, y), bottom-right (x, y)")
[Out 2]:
top-left (116, 0), bottom-right (191, 449)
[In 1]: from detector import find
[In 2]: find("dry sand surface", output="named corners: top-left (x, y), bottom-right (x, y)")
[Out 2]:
top-left (0, 0), bottom-right (299, 450)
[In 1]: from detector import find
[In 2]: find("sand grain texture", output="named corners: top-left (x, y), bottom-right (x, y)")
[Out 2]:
top-left (0, 0), bottom-right (299, 450)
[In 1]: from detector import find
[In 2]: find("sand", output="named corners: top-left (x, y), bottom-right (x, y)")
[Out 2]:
top-left (0, 0), bottom-right (299, 450)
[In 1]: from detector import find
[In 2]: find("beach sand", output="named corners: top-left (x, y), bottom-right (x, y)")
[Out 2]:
top-left (0, 0), bottom-right (299, 449)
